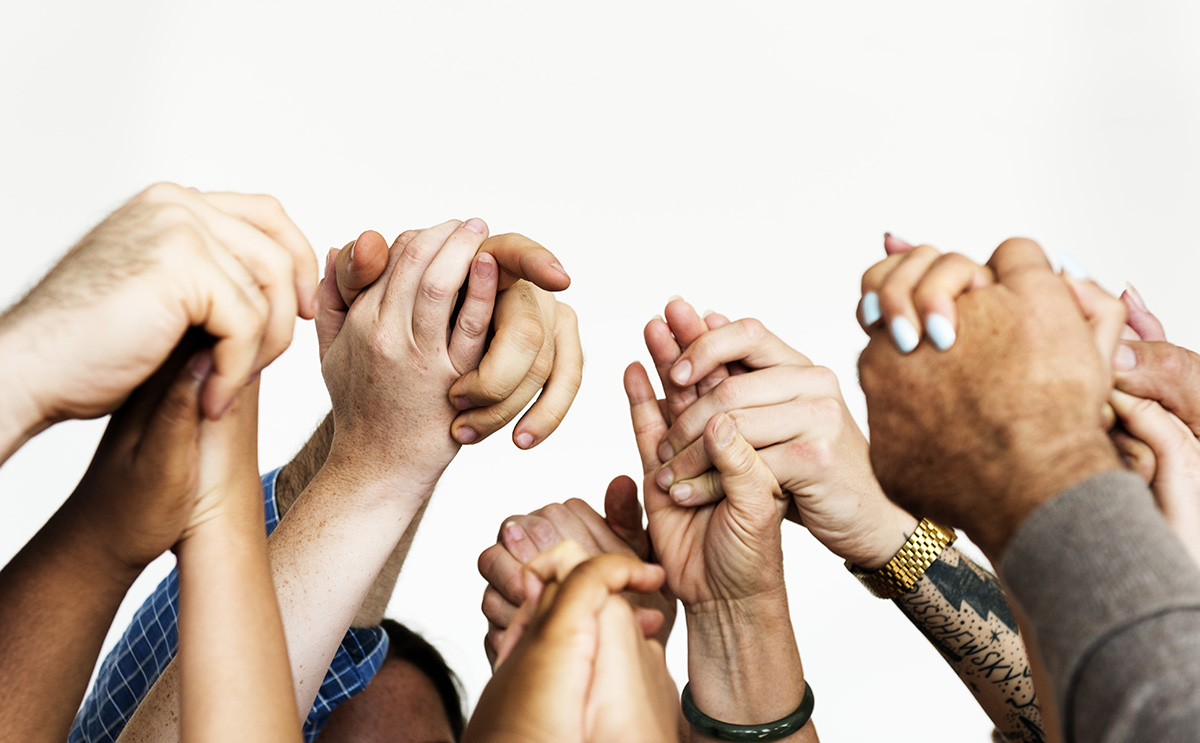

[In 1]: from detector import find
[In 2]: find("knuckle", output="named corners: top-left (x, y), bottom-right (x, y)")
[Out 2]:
top-left (509, 315), bottom-right (547, 353)
top-left (737, 317), bottom-right (766, 343)
top-left (419, 277), bottom-right (454, 304)
top-left (141, 181), bottom-right (187, 204)
top-left (878, 282), bottom-right (914, 318)
top-left (457, 310), bottom-right (490, 339)
top-left (806, 365), bottom-right (841, 394)
top-left (525, 517), bottom-right (560, 548)
top-left (713, 376), bottom-right (742, 406)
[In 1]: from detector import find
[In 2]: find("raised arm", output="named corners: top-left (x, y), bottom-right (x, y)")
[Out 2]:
top-left (0, 183), bottom-right (315, 465)
top-left (0, 352), bottom-right (209, 742)
top-left (653, 299), bottom-right (1045, 742)
top-left (174, 380), bottom-right (298, 742)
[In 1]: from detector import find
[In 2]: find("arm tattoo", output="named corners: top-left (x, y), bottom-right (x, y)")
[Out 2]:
top-left (895, 547), bottom-right (1045, 743)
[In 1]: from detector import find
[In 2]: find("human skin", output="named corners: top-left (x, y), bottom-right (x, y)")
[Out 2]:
top-left (0, 183), bottom-right (316, 465)
top-left (316, 657), bottom-right (456, 743)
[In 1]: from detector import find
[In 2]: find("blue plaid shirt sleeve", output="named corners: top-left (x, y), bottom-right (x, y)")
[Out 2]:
top-left (69, 467), bottom-right (390, 743)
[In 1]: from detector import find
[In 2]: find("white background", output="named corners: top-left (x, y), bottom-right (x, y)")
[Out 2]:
top-left (2, 1), bottom-right (1199, 740)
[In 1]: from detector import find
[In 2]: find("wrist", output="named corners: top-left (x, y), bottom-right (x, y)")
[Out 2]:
top-left (972, 434), bottom-right (1123, 559)
top-left (0, 320), bottom-right (50, 461)
top-left (323, 437), bottom-right (443, 506)
top-left (684, 589), bottom-right (806, 727)
top-left (839, 501), bottom-right (921, 570)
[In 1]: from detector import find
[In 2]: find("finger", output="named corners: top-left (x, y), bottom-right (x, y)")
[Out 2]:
top-left (478, 542), bottom-right (528, 605)
top-left (538, 555), bottom-right (666, 641)
top-left (603, 476), bottom-right (651, 560)
top-left (452, 329), bottom-right (554, 445)
top-left (519, 511), bottom-right (598, 555)
top-left (449, 281), bottom-right (544, 412)
top-left (478, 233), bottom-right (570, 292)
top-left (482, 587), bottom-right (519, 629)
top-left (494, 600), bottom-right (535, 670)
top-left (702, 312), bottom-right (751, 379)
top-left (624, 362), bottom-right (669, 473)
top-left (196, 207), bottom-right (302, 372)
top-left (1110, 389), bottom-right (1193, 481)
top-left (379, 219), bottom-right (462, 318)
top-left (644, 314), bottom-right (693, 423)
top-left (561, 497), bottom-right (640, 558)
top-left (883, 232), bottom-right (916, 256)
top-left (1063, 275), bottom-right (1128, 374)
top-left (633, 606), bottom-right (666, 639)
top-left (448, 252), bottom-right (500, 373)
top-left (659, 365), bottom-right (826, 463)
top-left (1114, 341), bottom-right (1200, 437)
top-left (1110, 427), bottom-right (1157, 484)
top-left (500, 519), bottom-right (543, 563)
top-left (703, 413), bottom-right (786, 515)
top-left (186, 239), bottom-right (270, 419)
top-left (662, 397), bottom-right (824, 505)
top-left (911, 252), bottom-right (996, 352)
top-left (511, 301), bottom-right (582, 448)
top-left (666, 299), bottom-right (731, 398)
top-left (858, 252), bottom-right (907, 330)
top-left (1122, 283), bottom-right (1167, 342)
top-left (484, 623), bottom-right (504, 669)
top-left (669, 318), bottom-right (810, 388)
top-left (199, 191), bottom-right (319, 319)
top-left (315, 248), bottom-right (347, 360)
top-left (987, 237), bottom-right (1055, 284)
top-left (876, 244), bottom-right (944, 354)
top-left (413, 219), bottom-right (490, 351)
top-left (523, 540), bottom-right (593, 586)
top-left (334, 230), bottom-right (390, 308)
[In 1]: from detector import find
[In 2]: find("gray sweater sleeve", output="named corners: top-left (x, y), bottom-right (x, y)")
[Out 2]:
top-left (998, 470), bottom-right (1200, 743)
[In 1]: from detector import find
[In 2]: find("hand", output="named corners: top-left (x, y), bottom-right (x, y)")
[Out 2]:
top-left (319, 219), bottom-right (498, 498)
top-left (61, 341), bottom-right (212, 574)
top-left (649, 299), bottom-right (917, 569)
top-left (315, 228), bottom-right (582, 449)
top-left (0, 183), bottom-right (316, 431)
top-left (626, 357), bottom-right (790, 607)
top-left (859, 238), bottom-right (1126, 557)
top-left (466, 544), bottom-right (677, 743)
top-left (477, 480), bottom-right (677, 667)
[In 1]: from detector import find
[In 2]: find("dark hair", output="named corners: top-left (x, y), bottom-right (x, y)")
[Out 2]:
top-left (380, 619), bottom-right (466, 742)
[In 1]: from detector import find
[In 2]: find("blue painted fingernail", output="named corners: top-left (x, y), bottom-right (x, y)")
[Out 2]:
top-left (925, 314), bottom-right (956, 351)
top-left (860, 292), bottom-right (882, 326)
top-left (890, 316), bottom-right (920, 354)
top-left (1057, 252), bottom-right (1090, 280)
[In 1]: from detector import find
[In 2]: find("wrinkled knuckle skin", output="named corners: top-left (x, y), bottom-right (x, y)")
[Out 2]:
top-left (738, 317), bottom-right (766, 343)
top-left (510, 316), bottom-right (547, 354)
top-left (713, 376), bottom-right (741, 407)
top-left (419, 277), bottom-right (455, 304)
top-left (458, 311), bottom-right (490, 339)
top-left (525, 517), bottom-right (560, 548)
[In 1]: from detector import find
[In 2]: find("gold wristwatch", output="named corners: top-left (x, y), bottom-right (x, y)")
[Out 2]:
top-left (846, 518), bottom-right (957, 599)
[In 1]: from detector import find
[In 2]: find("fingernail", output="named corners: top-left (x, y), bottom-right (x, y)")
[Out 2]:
top-left (186, 186), bottom-right (200, 192)
top-left (670, 360), bottom-right (692, 386)
top-left (714, 414), bottom-right (735, 448)
top-left (549, 261), bottom-right (568, 279)
top-left (502, 521), bottom-right (527, 547)
top-left (670, 483), bottom-right (693, 504)
top-left (1115, 343), bottom-right (1136, 371)
top-left (475, 252), bottom-right (495, 278)
top-left (188, 351), bottom-right (214, 381)
top-left (1057, 252), bottom-right (1090, 280)
top-left (348, 238), bottom-right (357, 263)
top-left (657, 440), bottom-right (674, 463)
top-left (325, 248), bottom-right (336, 274)
top-left (860, 292), bottom-right (882, 326)
top-left (924, 314), bottom-right (956, 351)
top-left (1124, 282), bottom-right (1148, 311)
top-left (515, 432), bottom-right (534, 449)
top-left (890, 316), bottom-right (920, 354)
top-left (464, 217), bottom-right (488, 234)
top-left (652, 314), bottom-right (665, 323)
top-left (701, 309), bottom-right (714, 319)
top-left (668, 295), bottom-right (684, 304)
top-left (453, 396), bottom-right (472, 410)
top-left (655, 466), bottom-right (674, 491)
top-left (457, 427), bottom-right (478, 444)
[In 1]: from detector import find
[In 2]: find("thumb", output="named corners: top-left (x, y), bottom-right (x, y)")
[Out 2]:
top-left (334, 230), bottom-right (390, 307)
top-left (703, 413), bottom-right (786, 518)
top-left (138, 349), bottom-right (210, 458)
top-left (604, 475), bottom-right (651, 561)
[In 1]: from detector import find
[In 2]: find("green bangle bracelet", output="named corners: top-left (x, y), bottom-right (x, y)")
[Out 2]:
top-left (680, 680), bottom-right (815, 741)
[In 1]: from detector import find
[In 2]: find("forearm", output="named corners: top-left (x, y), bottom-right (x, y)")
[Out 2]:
top-left (893, 547), bottom-right (1046, 742)
top-left (175, 497), bottom-right (299, 742)
top-left (683, 591), bottom-right (817, 743)
top-left (0, 502), bottom-right (139, 742)
top-left (353, 499), bottom-right (429, 627)
top-left (274, 412), bottom-right (334, 516)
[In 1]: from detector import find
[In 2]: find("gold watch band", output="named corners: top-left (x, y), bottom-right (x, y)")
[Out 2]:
top-left (846, 518), bottom-right (957, 599)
